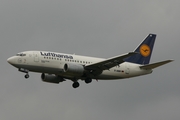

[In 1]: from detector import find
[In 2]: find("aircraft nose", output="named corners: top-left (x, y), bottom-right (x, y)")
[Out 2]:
top-left (7, 57), bottom-right (15, 65)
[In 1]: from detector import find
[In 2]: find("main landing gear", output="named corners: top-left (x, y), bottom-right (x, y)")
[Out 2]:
top-left (85, 78), bottom-right (92, 84)
top-left (72, 78), bottom-right (92, 88)
top-left (72, 82), bottom-right (80, 88)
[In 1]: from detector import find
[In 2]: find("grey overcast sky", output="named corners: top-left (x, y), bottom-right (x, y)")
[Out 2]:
top-left (1, 0), bottom-right (179, 120)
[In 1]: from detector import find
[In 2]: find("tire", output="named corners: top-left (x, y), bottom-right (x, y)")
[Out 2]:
top-left (85, 78), bottom-right (92, 84)
top-left (25, 74), bottom-right (29, 79)
top-left (72, 82), bottom-right (80, 88)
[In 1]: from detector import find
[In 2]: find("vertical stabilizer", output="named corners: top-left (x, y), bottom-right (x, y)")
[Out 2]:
top-left (124, 34), bottom-right (156, 65)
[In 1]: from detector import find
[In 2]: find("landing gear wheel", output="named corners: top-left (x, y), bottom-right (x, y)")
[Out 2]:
top-left (85, 78), bottom-right (92, 84)
top-left (72, 82), bottom-right (80, 88)
top-left (25, 74), bottom-right (29, 79)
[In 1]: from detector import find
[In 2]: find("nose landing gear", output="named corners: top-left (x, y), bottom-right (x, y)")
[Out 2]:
top-left (25, 73), bottom-right (29, 79)
top-left (19, 68), bottom-right (29, 79)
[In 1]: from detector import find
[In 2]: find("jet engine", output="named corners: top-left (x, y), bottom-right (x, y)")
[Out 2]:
top-left (64, 63), bottom-right (85, 76)
top-left (41, 73), bottom-right (64, 84)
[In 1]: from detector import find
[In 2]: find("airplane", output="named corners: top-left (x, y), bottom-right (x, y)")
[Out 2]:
top-left (7, 34), bottom-right (173, 88)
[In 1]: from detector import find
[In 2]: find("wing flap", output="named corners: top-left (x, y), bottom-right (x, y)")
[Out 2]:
top-left (140, 60), bottom-right (174, 69)
top-left (85, 52), bottom-right (137, 70)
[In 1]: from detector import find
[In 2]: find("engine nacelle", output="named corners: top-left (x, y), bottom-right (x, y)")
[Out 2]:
top-left (64, 63), bottom-right (84, 76)
top-left (41, 73), bottom-right (64, 84)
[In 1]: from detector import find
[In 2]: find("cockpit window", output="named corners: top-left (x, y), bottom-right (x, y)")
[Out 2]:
top-left (16, 53), bottom-right (26, 56)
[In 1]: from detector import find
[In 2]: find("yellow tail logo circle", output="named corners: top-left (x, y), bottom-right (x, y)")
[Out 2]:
top-left (140, 44), bottom-right (151, 57)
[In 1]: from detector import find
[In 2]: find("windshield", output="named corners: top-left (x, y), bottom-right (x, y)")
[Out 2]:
top-left (16, 53), bottom-right (26, 56)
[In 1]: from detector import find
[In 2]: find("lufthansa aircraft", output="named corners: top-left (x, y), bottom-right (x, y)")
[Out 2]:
top-left (7, 34), bottom-right (173, 88)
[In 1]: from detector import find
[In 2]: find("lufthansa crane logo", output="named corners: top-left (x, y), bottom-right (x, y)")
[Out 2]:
top-left (140, 44), bottom-right (151, 57)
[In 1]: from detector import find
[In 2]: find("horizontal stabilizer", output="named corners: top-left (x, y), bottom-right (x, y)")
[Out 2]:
top-left (140, 60), bottom-right (174, 69)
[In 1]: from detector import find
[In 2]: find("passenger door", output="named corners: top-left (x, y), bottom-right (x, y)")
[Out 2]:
top-left (125, 63), bottom-right (130, 75)
top-left (33, 52), bottom-right (39, 62)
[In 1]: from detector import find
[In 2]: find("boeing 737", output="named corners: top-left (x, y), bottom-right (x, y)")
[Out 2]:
top-left (7, 34), bottom-right (173, 88)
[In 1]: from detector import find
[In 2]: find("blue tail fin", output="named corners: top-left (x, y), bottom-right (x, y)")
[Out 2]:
top-left (124, 34), bottom-right (156, 65)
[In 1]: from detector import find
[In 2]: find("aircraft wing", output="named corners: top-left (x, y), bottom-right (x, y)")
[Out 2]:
top-left (85, 52), bottom-right (137, 71)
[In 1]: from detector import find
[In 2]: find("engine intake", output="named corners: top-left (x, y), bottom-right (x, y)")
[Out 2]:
top-left (41, 73), bottom-right (64, 84)
top-left (64, 63), bottom-right (84, 76)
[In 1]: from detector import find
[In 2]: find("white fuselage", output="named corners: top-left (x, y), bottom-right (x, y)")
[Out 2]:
top-left (7, 34), bottom-right (173, 88)
top-left (7, 51), bottom-right (152, 80)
